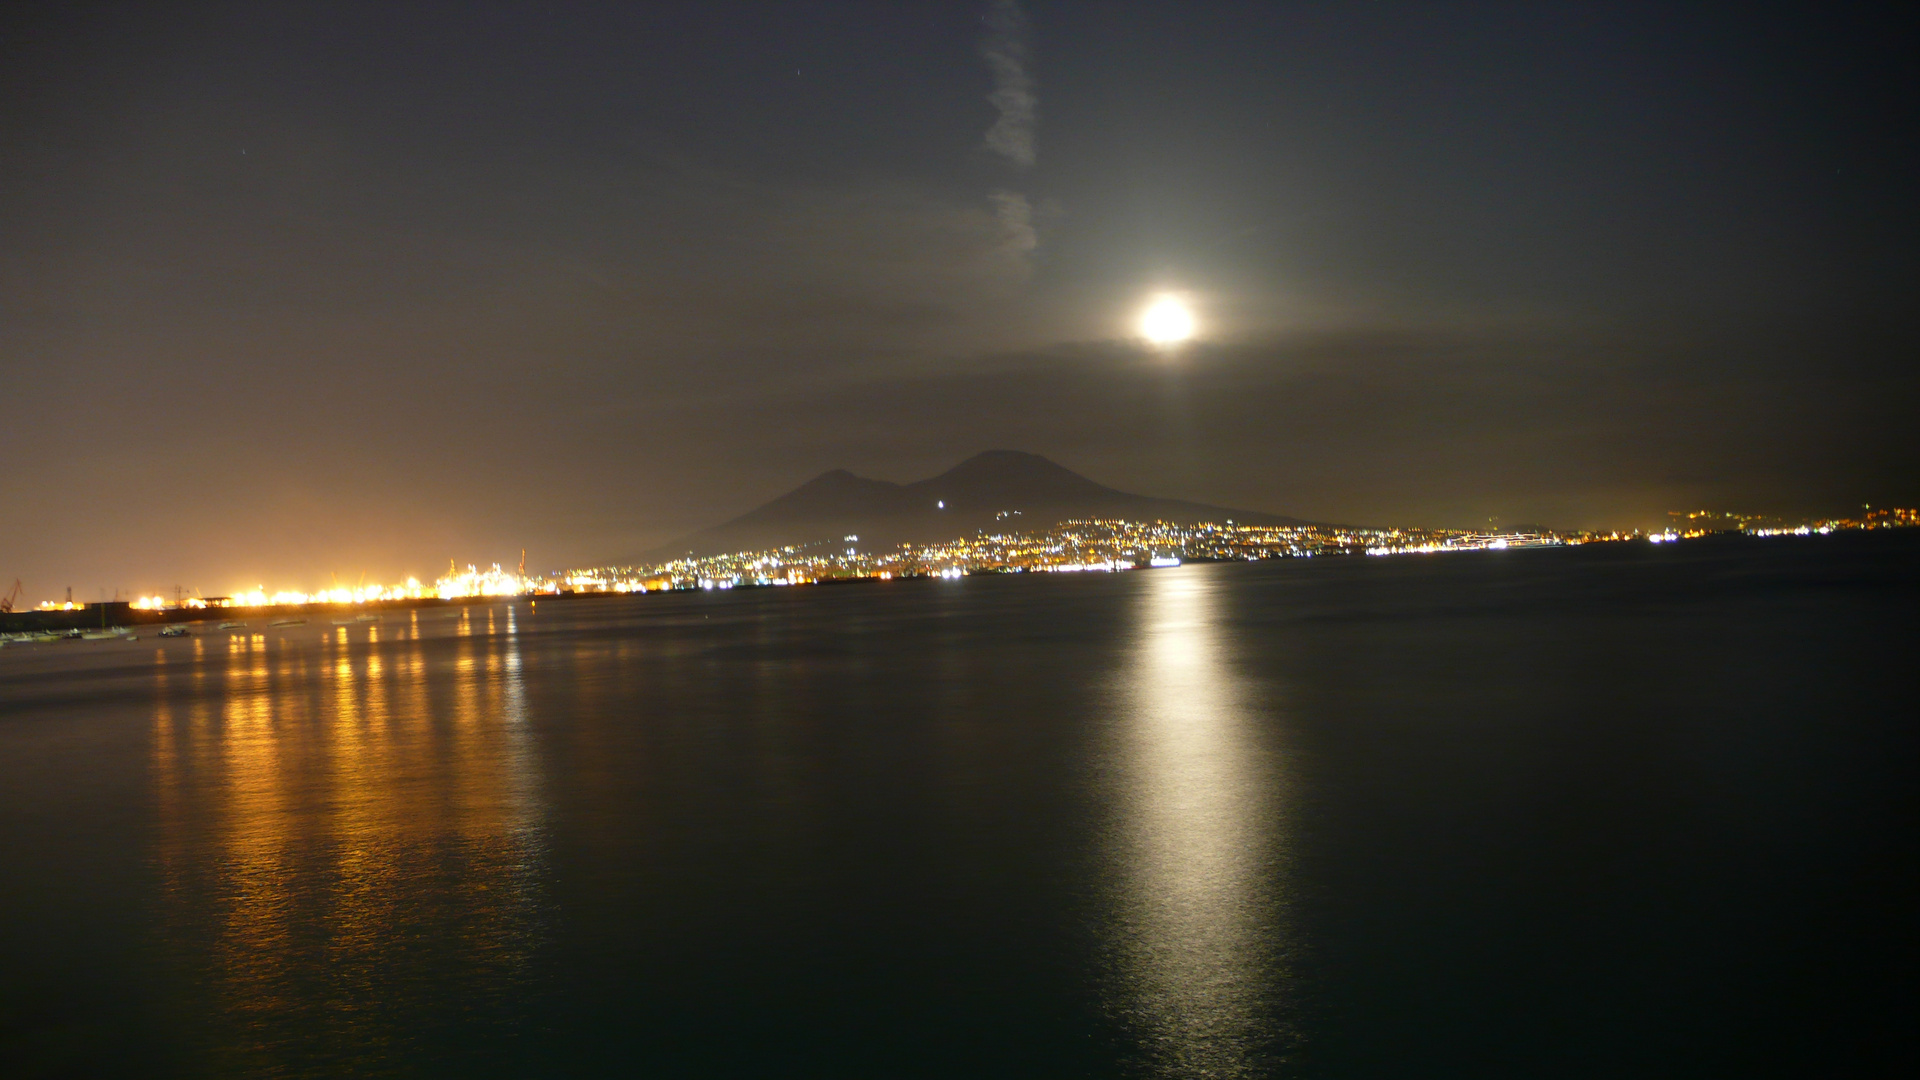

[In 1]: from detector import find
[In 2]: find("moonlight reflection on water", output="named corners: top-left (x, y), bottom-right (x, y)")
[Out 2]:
top-left (1105, 567), bottom-right (1294, 1076)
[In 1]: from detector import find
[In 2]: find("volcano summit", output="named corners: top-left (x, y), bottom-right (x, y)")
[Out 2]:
top-left (653, 451), bottom-right (1315, 559)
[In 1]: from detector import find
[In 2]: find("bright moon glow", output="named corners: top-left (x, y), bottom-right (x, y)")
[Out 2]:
top-left (1139, 296), bottom-right (1196, 345)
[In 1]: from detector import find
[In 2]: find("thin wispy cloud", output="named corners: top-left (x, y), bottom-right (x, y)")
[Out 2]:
top-left (990, 189), bottom-right (1037, 256)
top-left (982, 0), bottom-right (1035, 168)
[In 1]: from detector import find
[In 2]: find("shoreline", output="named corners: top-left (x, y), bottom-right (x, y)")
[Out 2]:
top-left (5, 526), bottom-right (1910, 637)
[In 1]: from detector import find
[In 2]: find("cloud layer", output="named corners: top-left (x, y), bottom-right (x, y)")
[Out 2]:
top-left (982, 0), bottom-right (1036, 168)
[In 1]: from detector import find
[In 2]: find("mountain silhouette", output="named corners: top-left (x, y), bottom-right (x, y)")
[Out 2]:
top-left (652, 450), bottom-right (1315, 558)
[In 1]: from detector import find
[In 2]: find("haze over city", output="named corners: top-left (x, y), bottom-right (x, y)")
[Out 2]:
top-left (3, 2), bottom-right (1914, 600)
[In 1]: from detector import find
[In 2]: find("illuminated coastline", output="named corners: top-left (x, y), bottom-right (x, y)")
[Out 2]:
top-left (22, 505), bottom-right (1910, 619)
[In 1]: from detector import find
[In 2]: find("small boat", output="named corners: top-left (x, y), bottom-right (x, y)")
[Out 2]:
top-left (81, 628), bottom-right (130, 641)
top-left (158, 625), bottom-right (189, 638)
top-left (354, 614), bottom-right (382, 623)
top-left (217, 621), bottom-right (247, 630)
top-left (268, 618), bottom-right (306, 628)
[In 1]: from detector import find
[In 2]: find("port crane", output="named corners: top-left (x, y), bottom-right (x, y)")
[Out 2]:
top-left (1, 579), bottom-right (21, 614)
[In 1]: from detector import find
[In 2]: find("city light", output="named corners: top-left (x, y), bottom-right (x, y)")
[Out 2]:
top-left (18, 507), bottom-right (1915, 617)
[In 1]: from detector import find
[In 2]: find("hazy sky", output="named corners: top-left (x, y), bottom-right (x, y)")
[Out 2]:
top-left (2, 2), bottom-right (1914, 600)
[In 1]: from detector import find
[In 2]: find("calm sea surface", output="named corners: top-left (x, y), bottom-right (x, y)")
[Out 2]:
top-left (2, 533), bottom-right (1915, 1077)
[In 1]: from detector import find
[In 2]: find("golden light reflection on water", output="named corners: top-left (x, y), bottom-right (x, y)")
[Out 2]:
top-left (149, 615), bottom-right (547, 1067)
top-left (1107, 567), bottom-right (1292, 1076)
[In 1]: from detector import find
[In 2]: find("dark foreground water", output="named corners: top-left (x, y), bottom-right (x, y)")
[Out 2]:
top-left (2, 533), bottom-right (1915, 1078)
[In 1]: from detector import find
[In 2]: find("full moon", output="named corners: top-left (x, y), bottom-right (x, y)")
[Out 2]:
top-left (1139, 295), bottom-right (1196, 345)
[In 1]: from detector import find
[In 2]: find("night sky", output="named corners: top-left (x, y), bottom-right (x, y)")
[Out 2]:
top-left (2, 2), bottom-right (1914, 600)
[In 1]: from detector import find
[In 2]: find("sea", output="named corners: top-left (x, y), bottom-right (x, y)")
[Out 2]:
top-left (2, 532), bottom-right (1915, 1078)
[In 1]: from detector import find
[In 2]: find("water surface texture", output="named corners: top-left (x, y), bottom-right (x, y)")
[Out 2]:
top-left (3, 534), bottom-right (1915, 1077)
